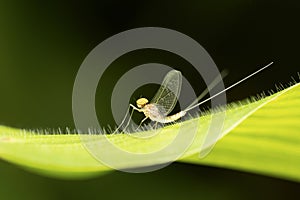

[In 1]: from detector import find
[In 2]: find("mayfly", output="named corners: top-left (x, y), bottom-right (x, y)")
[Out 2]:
top-left (119, 62), bottom-right (273, 131)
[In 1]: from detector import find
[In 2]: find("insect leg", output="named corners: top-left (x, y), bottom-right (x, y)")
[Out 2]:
top-left (135, 117), bottom-right (149, 131)
top-left (123, 106), bottom-right (136, 133)
top-left (130, 104), bottom-right (142, 112)
top-left (112, 105), bottom-right (131, 134)
top-left (153, 122), bottom-right (158, 130)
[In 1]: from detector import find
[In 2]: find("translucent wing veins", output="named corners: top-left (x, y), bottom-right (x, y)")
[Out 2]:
top-left (150, 70), bottom-right (182, 116)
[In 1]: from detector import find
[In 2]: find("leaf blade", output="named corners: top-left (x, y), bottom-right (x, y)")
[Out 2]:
top-left (0, 83), bottom-right (299, 180)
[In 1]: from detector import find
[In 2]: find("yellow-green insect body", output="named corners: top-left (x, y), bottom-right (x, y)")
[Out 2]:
top-left (134, 98), bottom-right (186, 124)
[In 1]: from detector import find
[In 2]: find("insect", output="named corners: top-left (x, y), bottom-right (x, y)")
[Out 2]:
top-left (129, 70), bottom-right (186, 125)
top-left (118, 62), bottom-right (273, 132)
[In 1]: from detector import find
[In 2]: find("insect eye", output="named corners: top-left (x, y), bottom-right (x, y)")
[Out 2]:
top-left (137, 104), bottom-right (143, 108)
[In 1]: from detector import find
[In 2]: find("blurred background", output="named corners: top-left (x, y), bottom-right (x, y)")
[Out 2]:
top-left (0, 0), bottom-right (299, 199)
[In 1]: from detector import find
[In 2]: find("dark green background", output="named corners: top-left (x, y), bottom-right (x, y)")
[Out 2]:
top-left (0, 0), bottom-right (299, 199)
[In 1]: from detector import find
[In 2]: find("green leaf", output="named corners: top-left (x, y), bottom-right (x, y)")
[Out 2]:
top-left (181, 83), bottom-right (300, 182)
top-left (0, 83), bottom-right (299, 180)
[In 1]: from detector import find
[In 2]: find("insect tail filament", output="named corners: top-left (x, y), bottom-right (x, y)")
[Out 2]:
top-left (184, 62), bottom-right (274, 113)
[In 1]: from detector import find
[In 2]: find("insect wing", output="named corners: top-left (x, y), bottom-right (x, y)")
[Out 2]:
top-left (150, 70), bottom-right (182, 116)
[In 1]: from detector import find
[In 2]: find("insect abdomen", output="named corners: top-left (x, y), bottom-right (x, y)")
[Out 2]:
top-left (162, 111), bottom-right (186, 123)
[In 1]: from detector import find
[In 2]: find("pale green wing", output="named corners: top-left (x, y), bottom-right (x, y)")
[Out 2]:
top-left (150, 70), bottom-right (182, 115)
